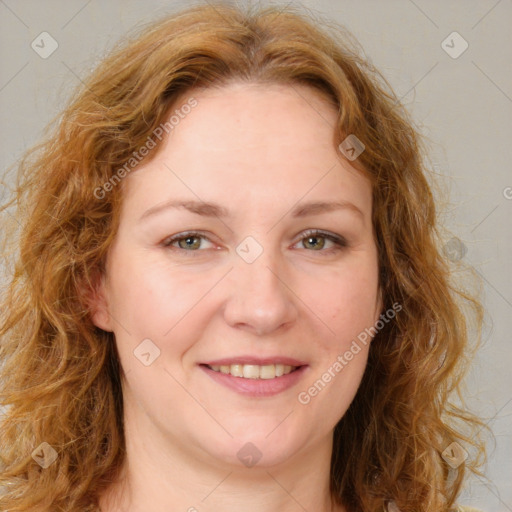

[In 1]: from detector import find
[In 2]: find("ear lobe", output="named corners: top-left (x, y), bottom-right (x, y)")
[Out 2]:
top-left (84, 271), bottom-right (113, 332)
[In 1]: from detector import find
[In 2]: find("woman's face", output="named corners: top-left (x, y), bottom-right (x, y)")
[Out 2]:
top-left (93, 82), bottom-right (381, 469)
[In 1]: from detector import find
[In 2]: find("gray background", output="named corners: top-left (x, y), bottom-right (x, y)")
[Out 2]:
top-left (1, 0), bottom-right (511, 510)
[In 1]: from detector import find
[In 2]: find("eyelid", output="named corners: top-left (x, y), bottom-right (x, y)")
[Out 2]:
top-left (161, 230), bottom-right (216, 250)
top-left (295, 229), bottom-right (348, 251)
top-left (162, 229), bottom-right (348, 255)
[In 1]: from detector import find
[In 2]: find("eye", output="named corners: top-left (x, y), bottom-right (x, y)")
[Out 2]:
top-left (161, 229), bottom-right (348, 256)
top-left (162, 231), bottom-right (215, 253)
top-left (295, 229), bottom-right (348, 253)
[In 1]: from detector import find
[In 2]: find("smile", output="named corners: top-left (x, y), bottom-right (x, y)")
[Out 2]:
top-left (206, 363), bottom-right (298, 379)
top-left (200, 361), bottom-right (308, 397)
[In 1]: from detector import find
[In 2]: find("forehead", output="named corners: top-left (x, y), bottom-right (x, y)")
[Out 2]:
top-left (122, 82), bottom-right (372, 218)
top-left (163, 82), bottom-right (339, 159)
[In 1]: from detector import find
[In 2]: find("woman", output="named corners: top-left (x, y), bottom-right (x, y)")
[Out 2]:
top-left (0, 4), bottom-right (486, 511)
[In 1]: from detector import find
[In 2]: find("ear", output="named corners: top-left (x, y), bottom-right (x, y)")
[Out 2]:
top-left (84, 269), bottom-right (113, 332)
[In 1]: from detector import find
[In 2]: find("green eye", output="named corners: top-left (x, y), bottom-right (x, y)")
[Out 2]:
top-left (302, 234), bottom-right (326, 250)
top-left (176, 235), bottom-right (202, 250)
top-left (299, 230), bottom-right (348, 252)
top-left (162, 229), bottom-right (348, 256)
top-left (162, 232), bottom-right (211, 253)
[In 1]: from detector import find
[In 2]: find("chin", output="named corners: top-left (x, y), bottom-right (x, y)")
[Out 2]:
top-left (198, 431), bottom-right (304, 470)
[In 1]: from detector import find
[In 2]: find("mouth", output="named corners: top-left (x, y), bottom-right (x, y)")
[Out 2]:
top-left (204, 363), bottom-right (299, 379)
top-left (199, 359), bottom-right (308, 397)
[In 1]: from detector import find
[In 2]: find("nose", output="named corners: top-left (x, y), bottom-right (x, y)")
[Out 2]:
top-left (222, 248), bottom-right (299, 337)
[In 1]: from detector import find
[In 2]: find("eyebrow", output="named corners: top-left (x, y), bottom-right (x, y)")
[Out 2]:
top-left (138, 199), bottom-right (364, 222)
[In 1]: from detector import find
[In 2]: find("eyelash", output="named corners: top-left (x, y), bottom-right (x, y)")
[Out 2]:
top-left (161, 229), bottom-right (348, 256)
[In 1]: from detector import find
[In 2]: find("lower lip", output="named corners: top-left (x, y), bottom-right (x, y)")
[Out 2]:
top-left (199, 365), bottom-right (308, 397)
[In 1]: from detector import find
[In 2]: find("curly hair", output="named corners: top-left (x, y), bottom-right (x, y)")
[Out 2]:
top-left (0, 3), bottom-right (486, 511)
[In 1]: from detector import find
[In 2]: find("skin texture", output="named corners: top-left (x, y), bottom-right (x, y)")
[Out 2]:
top-left (93, 82), bottom-right (382, 512)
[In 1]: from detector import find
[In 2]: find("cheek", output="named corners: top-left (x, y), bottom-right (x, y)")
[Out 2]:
top-left (107, 253), bottom-right (208, 335)
top-left (296, 264), bottom-right (377, 420)
top-left (104, 256), bottom-right (210, 396)
top-left (306, 259), bottom-right (380, 349)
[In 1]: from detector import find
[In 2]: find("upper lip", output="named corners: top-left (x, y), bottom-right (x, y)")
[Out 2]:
top-left (201, 356), bottom-right (308, 366)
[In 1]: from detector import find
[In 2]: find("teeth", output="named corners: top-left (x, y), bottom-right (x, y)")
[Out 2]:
top-left (208, 363), bottom-right (298, 379)
top-left (243, 364), bottom-right (260, 379)
top-left (230, 364), bottom-right (243, 377)
top-left (259, 365), bottom-right (275, 379)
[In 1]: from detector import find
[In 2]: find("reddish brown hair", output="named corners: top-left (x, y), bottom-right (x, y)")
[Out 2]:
top-left (0, 4), bottom-right (485, 511)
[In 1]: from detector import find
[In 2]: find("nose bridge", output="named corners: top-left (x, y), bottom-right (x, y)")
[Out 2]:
top-left (223, 238), bottom-right (298, 335)
top-left (240, 250), bottom-right (283, 300)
